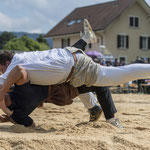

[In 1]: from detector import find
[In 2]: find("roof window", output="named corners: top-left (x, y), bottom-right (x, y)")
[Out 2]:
top-left (113, 3), bottom-right (119, 7)
top-left (68, 20), bottom-right (76, 26)
top-left (67, 19), bottom-right (82, 26)
top-left (76, 19), bottom-right (81, 23)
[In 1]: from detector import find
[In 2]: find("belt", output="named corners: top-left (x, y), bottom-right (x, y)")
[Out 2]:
top-left (66, 52), bottom-right (77, 82)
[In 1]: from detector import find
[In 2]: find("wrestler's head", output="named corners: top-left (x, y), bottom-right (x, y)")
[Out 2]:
top-left (0, 51), bottom-right (14, 73)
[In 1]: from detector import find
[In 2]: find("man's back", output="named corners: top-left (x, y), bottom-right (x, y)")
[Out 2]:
top-left (0, 49), bottom-right (74, 85)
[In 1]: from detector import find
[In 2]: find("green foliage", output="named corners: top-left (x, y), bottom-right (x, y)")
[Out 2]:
top-left (0, 32), bottom-right (16, 49)
top-left (40, 43), bottom-right (51, 50)
top-left (4, 35), bottom-right (50, 51)
top-left (36, 34), bottom-right (48, 45)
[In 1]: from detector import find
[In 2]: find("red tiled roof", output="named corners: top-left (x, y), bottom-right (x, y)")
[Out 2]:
top-left (45, 0), bottom-right (136, 37)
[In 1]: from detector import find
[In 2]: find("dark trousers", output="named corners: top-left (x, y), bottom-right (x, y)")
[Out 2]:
top-left (72, 39), bottom-right (117, 119)
top-left (77, 85), bottom-right (117, 119)
top-left (72, 39), bottom-right (87, 51)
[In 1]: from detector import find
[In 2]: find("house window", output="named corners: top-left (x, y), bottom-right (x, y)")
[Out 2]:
top-left (117, 35), bottom-right (129, 49)
top-left (61, 38), bottom-right (70, 48)
top-left (140, 36), bottom-right (150, 50)
top-left (129, 16), bottom-right (139, 27)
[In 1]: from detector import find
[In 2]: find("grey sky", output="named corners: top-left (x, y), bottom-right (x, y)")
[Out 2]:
top-left (0, 0), bottom-right (149, 33)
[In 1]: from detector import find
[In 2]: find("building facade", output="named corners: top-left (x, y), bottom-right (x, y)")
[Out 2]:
top-left (45, 0), bottom-right (150, 64)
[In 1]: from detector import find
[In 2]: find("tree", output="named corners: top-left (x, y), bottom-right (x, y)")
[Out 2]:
top-left (4, 35), bottom-right (50, 51)
top-left (0, 32), bottom-right (16, 49)
top-left (36, 34), bottom-right (49, 45)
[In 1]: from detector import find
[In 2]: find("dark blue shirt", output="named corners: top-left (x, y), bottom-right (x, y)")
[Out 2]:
top-left (8, 82), bottom-right (49, 127)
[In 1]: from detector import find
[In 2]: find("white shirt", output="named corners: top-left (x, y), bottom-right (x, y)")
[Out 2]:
top-left (0, 48), bottom-right (74, 85)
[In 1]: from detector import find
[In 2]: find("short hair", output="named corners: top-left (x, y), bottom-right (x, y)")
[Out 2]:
top-left (0, 51), bottom-right (14, 65)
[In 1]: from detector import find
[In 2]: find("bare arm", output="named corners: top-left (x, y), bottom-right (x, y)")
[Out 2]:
top-left (1, 65), bottom-right (28, 94)
top-left (0, 65), bottom-right (29, 116)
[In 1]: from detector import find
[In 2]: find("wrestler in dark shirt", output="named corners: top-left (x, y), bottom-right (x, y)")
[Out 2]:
top-left (8, 82), bottom-right (49, 126)
top-left (7, 82), bottom-right (116, 127)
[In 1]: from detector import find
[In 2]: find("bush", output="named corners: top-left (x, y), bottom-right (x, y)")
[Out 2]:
top-left (0, 32), bottom-right (16, 49)
top-left (4, 35), bottom-right (50, 51)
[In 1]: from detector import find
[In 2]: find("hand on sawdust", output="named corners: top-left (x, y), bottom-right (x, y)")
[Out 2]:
top-left (0, 114), bottom-right (10, 123)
